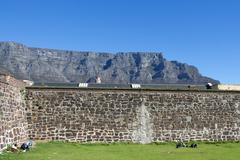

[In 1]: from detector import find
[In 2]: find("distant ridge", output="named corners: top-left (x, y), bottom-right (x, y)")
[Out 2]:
top-left (0, 42), bottom-right (219, 84)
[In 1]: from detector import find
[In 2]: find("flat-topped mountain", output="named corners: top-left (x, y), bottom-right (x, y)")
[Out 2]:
top-left (0, 42), bottom-right (219, 84)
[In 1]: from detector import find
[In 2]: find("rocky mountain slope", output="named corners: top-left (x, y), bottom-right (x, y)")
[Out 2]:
top-left (0, 42), bottom-right (219, 84)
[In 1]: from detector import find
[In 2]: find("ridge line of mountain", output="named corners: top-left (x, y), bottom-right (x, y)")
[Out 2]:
top-left (0, 41), bottom-right (219, 84)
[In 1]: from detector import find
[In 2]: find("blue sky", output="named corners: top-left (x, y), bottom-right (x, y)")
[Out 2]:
top-left (0, 0), bottom-right (239, 84)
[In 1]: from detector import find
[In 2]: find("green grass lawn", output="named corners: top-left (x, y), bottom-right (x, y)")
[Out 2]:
top-left (1, 142), bottom-right (240, 160)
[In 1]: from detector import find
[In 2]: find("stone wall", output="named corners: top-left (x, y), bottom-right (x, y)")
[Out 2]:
top-left (0, 75), bottom-right (28, 150)
top-left (25, 88), bottom-right (240, 143)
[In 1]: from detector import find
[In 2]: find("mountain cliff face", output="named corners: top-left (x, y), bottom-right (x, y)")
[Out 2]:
top-left (0, 42), bottom-right (219, 84)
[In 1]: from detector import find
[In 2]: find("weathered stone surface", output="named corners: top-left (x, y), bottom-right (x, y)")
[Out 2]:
top-left (0, 75), bottom-right (239, 149)
top-left (25, 88), bottom-right (240, 143)
top-left (0, 75), bottom-right (28, 150)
